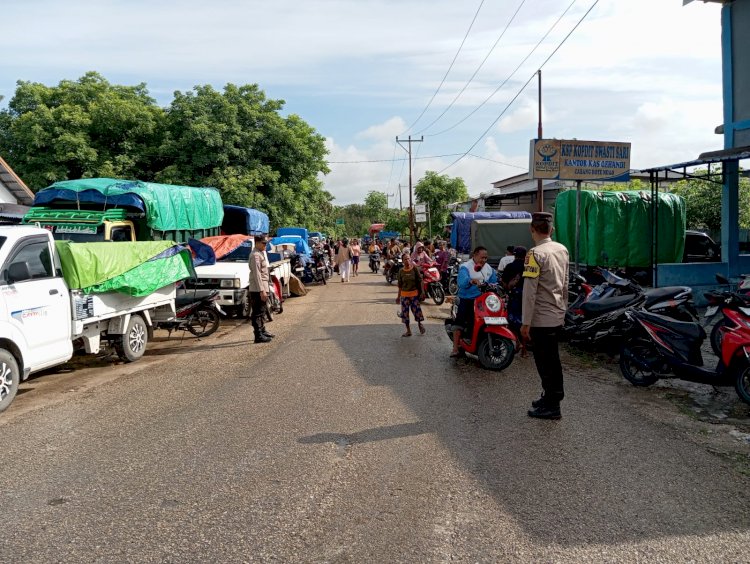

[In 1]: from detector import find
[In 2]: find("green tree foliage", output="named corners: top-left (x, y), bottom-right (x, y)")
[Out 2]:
top-left (668, 171), bottom-right (750, 232)
top-left (0, 72), bottom-right (165, 188)
top-left (0, 73), bottom-right (333, 232)
top-left (363, 191), bottom-right (389, 222)
top-left (414, 171), bottom-right (469, 239)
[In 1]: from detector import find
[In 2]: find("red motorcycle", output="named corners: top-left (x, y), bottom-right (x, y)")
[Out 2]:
top-left (418, 260), bottom-right (446, 305)
top-left (443, 282), bottom-right (517, 371)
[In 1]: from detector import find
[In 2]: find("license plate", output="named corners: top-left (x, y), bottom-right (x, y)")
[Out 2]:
top-left (484, 317), bottom-right (508, 326)
top-left (705, 306), bottom-right (719, 317)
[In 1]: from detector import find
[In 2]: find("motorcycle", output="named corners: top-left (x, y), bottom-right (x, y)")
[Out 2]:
top-left (703, 287), bottom-right (750, 356)
top-left (369, 249), bottom-right (381, 274)
top-left (158, 289), bottom-right (222, 337)
top-left (443, 282), bottom-right (517, 371)
top-left (384, 253), bottom-right (403, 285)
top-left (264, 270), bottom-right (284, 322)
top-left (564, 269), bottom-right (696, 350)
top-left (618, 304), bottom-right (750, 405)
top-left (446, 257), bottom-right (461, 295)
top-left (418, 260), bottom-right (446, 305)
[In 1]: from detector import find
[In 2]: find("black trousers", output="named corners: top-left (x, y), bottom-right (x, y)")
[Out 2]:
top-left (249, 291), bottom-right (267, 336)
top-left (530, 326), bottom-right (565, 406)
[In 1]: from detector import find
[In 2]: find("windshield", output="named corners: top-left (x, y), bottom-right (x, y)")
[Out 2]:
top-left (53, 231), bottom-right (106, 243)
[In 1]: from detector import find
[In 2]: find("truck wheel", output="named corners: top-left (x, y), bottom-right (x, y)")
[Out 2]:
top-left (116, 314), bottom-right (148, 363)
top-left (0, 349), bottom-right (20, 414)
top-left (187, 306), bottom-right (221, 338)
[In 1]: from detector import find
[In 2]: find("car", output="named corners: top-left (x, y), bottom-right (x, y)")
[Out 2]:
top-left (683, 230), bottom-right (721, 262)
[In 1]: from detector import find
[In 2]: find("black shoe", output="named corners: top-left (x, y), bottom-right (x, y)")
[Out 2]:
top-left (254, 334), bottom-right (272, 344)
top-left (531, 395), bottom-right (545, 408)
top-left (262, 330), bottom-right (275, 338)
top-left (527, 405), bottom-right (561, 420)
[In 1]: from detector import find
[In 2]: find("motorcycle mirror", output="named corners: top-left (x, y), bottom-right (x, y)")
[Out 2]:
top-left (715, 273), bottom-right (730, 285)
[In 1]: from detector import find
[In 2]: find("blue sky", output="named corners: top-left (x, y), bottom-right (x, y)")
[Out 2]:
top-left (0, 0), bottom-right (724, 205)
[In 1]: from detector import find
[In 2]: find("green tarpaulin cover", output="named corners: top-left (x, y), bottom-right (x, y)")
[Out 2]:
top-left (37, 178), bottom-right (223, 232)
top-left (554, 190), bottom-right (686, 267)
top-left (56, 241), bottom-right (193, 296)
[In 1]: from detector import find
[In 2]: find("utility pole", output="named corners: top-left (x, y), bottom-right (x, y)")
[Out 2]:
top-left (396, 135), bottom-right (423, 245)
top-left (536, 69), bottom-right (544, 212)
top-left (398, 184), bottom-right (403, 211)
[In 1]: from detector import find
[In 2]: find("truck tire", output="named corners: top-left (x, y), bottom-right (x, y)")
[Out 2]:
top-left (115, 314), bottom-right (148, 363)
top-left (0, 349), bottom-right (20, 414)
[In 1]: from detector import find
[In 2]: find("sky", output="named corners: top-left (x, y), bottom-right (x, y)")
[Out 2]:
top-left (0, 0), bottom-right (724, 206)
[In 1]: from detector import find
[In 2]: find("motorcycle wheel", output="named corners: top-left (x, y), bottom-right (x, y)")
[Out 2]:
top-left (267, 291), bottom-right (282, 315)
top-left (448, 278), bottom-right (458, 296)
top-left (734, 361), bottom-right (750, 405)
top-left (710, 318), bottom-right (729, 357)
top-left (187, 306), bottom-right (221, 338)
top-left (477, 335), bottom-right (515, 371)
top-left (619, 340), bottom-right (659, 387)
top-left (386, 271), bottom-right (394, 285)
top-left (431, 283), bottom-right (446, 305)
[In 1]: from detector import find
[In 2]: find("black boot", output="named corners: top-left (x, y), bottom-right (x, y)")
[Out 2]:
top-left (254, 332), bottom-right (272, 344)
top-left (262, 329), bottom-right (275, 338)
top-left (531, 395), bottom-right (545, 408)
top-left (527, 404), bottom-right (561, 420)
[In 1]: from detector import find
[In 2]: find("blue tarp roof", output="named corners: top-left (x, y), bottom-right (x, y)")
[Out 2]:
top-left (450, 211), bottom-right (532, 254)
top-left (270, 235), bottom-right (312, 256)
top-left (222, 205), bottom-right (269, 236)
top-left (277, 227), bottom-right (309, 241)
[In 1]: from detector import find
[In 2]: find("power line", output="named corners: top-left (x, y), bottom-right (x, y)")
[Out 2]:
top-left (467, 153), bottom-right (527, 170)
top-left (401, 0), bottom-right (486, 135)
top-left (328, 153), bottom-right (465, 164)
top-left (427, 0), bottom-right (577, 138)
top-left (438, 0), bottom-right (601, 174)
top-left (416, 0), bottom-right (527, 135)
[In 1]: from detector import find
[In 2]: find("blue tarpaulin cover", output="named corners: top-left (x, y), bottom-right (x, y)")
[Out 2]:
top-left (277, 227), bottom-right (309, 241)
top-left (450, 211), bottom-right (532, 254)
top-left (222, 205), bottom-right (269, 236)
top-left (270, 235), bottom-right (312, 256)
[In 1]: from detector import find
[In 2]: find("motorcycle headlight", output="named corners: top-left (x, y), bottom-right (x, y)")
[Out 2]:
top-left (485, 294), bottom-right (502, 313)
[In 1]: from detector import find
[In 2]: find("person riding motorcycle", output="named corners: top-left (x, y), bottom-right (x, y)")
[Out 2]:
top-left (450, 246), bottom-right (498, 357)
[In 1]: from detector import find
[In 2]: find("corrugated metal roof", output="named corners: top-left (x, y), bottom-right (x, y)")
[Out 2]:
top-left (0, 156), bottom-right (34, 205)
top-left (642, 146), bottom-right (750, 173)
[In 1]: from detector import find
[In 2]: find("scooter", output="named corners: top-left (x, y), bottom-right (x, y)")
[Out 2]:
top-left (158, 289), bottom-right (222, 337)
top-left (446, 257), bottom-right (461, 295)
top-left (418, 260), bottom-right (446, 305)
top-left (384, 253), bottom-right (403, 285)
top-left (443, 282), bottom-right (517, 371)
top-left (619, 305), bottom-right (750, 404)
top-left (703, 288), bottom-right (750, 356)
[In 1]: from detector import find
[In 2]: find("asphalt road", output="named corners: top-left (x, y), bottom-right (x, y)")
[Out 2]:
top-left (2, 268), bottom-right (750, 562)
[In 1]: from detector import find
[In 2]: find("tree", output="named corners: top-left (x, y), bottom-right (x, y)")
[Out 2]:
top-left (363, 191), bottom-right (389, 223)
top-left (156, 83), bottom-right (331, 231)
top-left (414, 171), bottom-right (469, 240)
top-left (0, 72), bottom-right (166, 188)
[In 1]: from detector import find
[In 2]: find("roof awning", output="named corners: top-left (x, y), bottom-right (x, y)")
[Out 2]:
top-left (642, 145), bottom-right (750, 173)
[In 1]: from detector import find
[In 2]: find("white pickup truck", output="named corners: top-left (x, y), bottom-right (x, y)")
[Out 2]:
top-left (184, 238), bottom-right (291, 318)
top-left (0, 226), bottom-right (177, 413)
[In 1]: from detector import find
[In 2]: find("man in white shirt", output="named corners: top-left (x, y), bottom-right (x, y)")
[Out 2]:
top-left (496, 246), bottom-right (516, 273)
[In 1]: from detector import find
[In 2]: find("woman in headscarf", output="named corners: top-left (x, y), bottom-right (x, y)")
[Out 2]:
top-left (396, 250), bottom-right (426, 336)
top-left (411, 242), bottom-right (433, 269)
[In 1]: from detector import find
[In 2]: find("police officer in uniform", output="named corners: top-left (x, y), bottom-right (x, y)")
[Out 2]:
top-left (248, 236), bottom-right (274, 344)
top-left (521, 212), bottom-right (569, 419)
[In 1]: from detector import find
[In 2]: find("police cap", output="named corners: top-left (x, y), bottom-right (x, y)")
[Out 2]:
top-left (531, 212), bottom-right (553, 222)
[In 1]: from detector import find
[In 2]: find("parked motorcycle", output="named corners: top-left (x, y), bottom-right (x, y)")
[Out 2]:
top-left (158, 289), bottom-right (222, 337)
top-left (369, 249), bottom-right (381, 274)
top-left (619, 305), bottom-right (750, 405)
top-left (443, 282), bottom-right (517, 371)
top-left (418, 260), bottom-right (446, 305)
top-left (703, 288), bottom-right (750, 356)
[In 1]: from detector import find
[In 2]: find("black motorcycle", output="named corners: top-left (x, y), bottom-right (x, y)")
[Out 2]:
top-left (158, 289), bottom-right (222, 337)
top-left (384, 253), bottom-right (403, 285)
top-left (446, 257), bottom-right (461, 295)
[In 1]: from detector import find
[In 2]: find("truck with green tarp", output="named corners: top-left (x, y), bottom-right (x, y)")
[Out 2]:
top-left (23, 178), bottom-right (224, 243)
top-left (553, 190), bottom-right (686, 268)
top-left (0, 226), bottom-right (195, 413)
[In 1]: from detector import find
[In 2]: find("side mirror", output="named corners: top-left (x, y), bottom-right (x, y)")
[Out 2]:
top-left (7, 261), bottom-right (31, 284)
top-left (716, 273), bottom-right (729, 285)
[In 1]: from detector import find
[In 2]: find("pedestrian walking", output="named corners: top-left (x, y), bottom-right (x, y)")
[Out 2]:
top-left (248, 236), bottom-right (274, 344)
top-left (521, 212), bottom-right (569, 420)
top-left (396, 250), bottom-right (425, 337)
top-left (351, 239), bottom-right (361, 277)
top-left (336, 238), bottom-right (353, 282)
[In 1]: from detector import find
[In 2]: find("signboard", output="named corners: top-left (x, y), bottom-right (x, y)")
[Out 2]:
top-left (45, 224), bottom-right (98, 235)
top-left (414, 204), bottom-right (427, 214)
top-left (335, 218), bottom-right (345, 226)
top-left (415, 213), bottom-right (427, 223)
top-left (529, 139), bottom-right (631, 182)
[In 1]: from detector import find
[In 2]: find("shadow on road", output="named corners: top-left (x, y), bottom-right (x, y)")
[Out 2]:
top-left (314, 322), bottom-right (750, 548)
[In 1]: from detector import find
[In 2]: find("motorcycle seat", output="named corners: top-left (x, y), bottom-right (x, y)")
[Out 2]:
top-left (643, 286), bottom-right (690, 307)
top-left (580, 294), bottom-right (639, 316)
top-left (636, 310), bottom-right (706, 341)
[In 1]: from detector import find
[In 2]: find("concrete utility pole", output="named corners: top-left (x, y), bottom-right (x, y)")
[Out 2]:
top-left (396, 135), bottom-right (423, 245)
top-left (398, 184), bottom-right (403, 210)
top-left (537, 69), bottom-right (544, 212)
